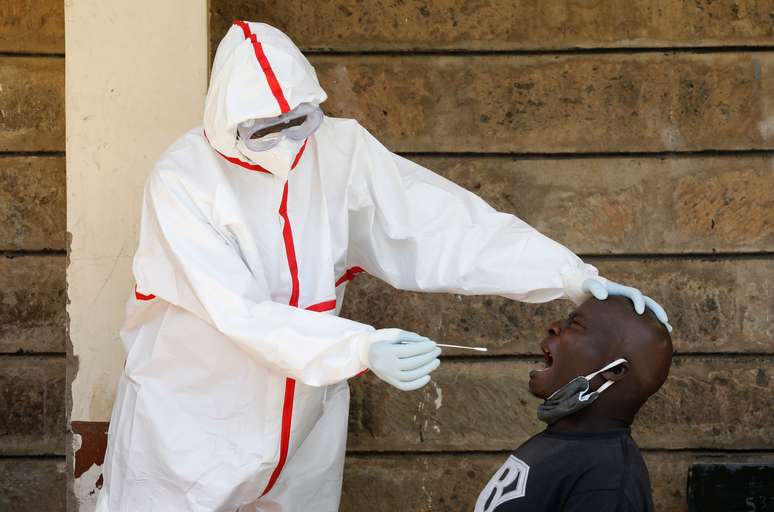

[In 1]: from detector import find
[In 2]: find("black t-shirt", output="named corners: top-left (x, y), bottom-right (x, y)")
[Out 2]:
top-left (475, 428), bottom-right (653, 512)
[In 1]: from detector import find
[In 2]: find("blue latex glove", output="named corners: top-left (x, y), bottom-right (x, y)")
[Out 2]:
top-left (582, 279), bottom-right (672, 333)
top-left (363, 330), bottom-right (442, 391)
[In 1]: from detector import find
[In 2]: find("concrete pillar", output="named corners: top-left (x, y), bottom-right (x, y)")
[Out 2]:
top-left (65, 2), bottom-right (208, 508)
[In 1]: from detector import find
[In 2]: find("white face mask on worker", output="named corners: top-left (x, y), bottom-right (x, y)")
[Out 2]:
top-left (236, 136), bottom-right (305, 179)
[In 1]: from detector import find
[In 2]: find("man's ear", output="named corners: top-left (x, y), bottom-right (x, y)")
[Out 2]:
top-left (601, 361), bottom-right (629, 382)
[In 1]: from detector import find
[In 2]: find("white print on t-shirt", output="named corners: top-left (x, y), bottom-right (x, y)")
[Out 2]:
top-left (475, 455), bottom-right (530, 512)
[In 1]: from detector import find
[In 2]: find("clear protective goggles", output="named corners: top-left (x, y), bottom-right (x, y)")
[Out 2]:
top-left (237, 102), bottom-right (323, 152)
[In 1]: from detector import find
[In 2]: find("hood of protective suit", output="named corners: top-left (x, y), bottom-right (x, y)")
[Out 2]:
top-left (203, 21), bottom-right (327, 162)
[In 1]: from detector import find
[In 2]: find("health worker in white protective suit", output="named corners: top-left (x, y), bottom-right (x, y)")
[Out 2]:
top-left (96, 21), bottom-right (670, 512)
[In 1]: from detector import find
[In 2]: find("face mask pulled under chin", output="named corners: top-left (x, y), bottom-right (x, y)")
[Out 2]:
top-left (236, 136), bottom-right (304, 178)
top-left (537, 358), bottom-right (628, 425)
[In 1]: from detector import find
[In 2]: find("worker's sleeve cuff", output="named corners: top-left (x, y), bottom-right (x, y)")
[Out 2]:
top-left (355, 332), bottom-right (373, 367)
top-left (560, 263), bottom-right (607, 305)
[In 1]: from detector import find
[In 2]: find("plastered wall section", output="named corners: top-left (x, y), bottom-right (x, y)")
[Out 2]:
top-left (66, 2), bottom-right (208, 507)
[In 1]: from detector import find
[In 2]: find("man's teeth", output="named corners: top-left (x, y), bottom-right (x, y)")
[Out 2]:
top-left (537, 347), bottom-right (553, 371)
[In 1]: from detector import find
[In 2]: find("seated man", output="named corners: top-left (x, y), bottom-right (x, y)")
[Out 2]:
top-left (475, 296), bottom-right (673, 512)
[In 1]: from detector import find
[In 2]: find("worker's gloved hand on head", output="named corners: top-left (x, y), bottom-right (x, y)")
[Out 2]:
top-left (360, 329), bottom-right (441, 391)
top-left (581, 278), bottom-right (672, 333)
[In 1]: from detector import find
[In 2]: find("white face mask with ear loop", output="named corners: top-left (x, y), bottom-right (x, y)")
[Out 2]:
top-left (236, 135), bottom-right (305, 179)
top-left (537, 358), bottom-right (629, 425)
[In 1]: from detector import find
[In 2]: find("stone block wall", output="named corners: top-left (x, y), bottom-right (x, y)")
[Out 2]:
top-left (208, 2), bottom-right (774, 511)
top-left (2, 1), bottom-right (770, 510)
top-left (0, 0), bottom-right (67, 510)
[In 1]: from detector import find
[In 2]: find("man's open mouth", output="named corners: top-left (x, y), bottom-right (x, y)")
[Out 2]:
top-left (537, 346), bottom-right (554, 372)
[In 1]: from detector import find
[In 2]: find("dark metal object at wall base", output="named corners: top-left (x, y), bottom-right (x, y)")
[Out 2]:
top-left (688, 463), bottom-right (774, 512)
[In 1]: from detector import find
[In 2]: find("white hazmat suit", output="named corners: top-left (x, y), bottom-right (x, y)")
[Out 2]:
top-left (97, 21), bottom-right (609, 512)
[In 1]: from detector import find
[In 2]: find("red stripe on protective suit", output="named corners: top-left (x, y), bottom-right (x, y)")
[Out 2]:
top-left (203, 130), bottom-right (271, 174)
top-left (261, 377), bottom-right (296, 497)
top-left (134, 285), bottom-right (155, 301)
top-left (278, 183), bottom-right (300, 308)
top-left (305, 300), bottom-right (336, 313)
top-left (335, 266), bottom-right (365, 287)
top-left (290, 139), bottom-right (308, 171)
top-left (233, 21), bottom-right (291, 114)
top-left (215, 148), bottom-right (272, 174)
top-left (203, 132), bottom-right (307, 175)
top-left (225, 22), bottom-right (309, 496)
top-left (261, 159), bottom-right (307, 497)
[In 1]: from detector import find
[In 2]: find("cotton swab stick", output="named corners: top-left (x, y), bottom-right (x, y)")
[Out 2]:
top-left (437, 343), bottom-right (488, 352)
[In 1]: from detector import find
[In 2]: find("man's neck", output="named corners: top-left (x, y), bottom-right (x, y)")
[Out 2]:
top-left (547, 413), bottom-right (631, 434)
